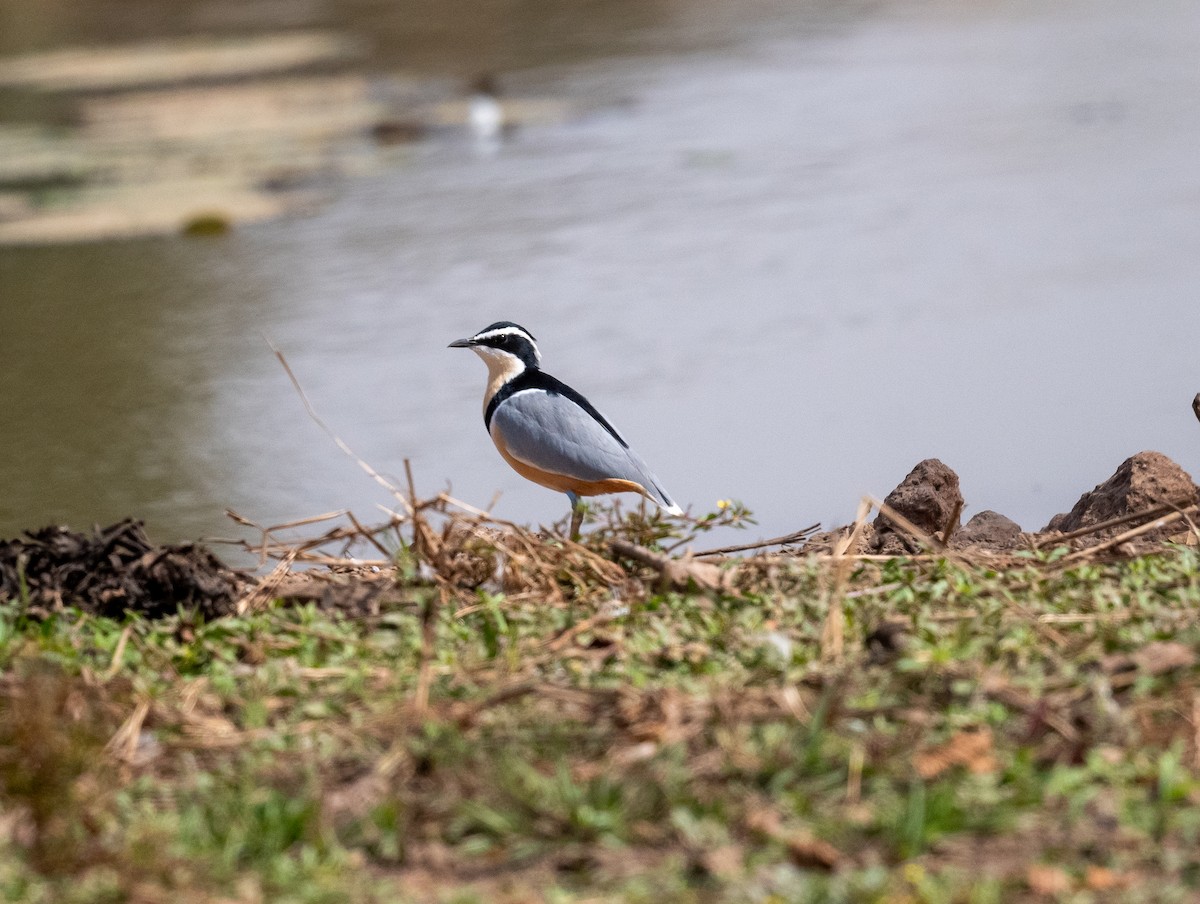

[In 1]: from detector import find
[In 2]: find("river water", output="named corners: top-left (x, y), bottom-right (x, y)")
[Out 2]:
top-left (2, 0), bottom-right (1198, 552)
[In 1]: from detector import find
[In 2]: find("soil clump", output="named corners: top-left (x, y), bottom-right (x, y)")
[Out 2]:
top-left (950, 511), bottom-right (1024, 551)
top-left (799, 450), bottom-right (1198, 557)
top-left (1043, 451), bottom-right (1198, 542)
top-left (0, 519), bottom-right (242, 619)
top-left (871, 458), bottom-right (964, 555)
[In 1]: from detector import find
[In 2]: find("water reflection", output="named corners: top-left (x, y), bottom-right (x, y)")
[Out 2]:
top-left (1, 0), bottom-right (1199, 551)
top-left (6, 241), bottom-right (218, 536)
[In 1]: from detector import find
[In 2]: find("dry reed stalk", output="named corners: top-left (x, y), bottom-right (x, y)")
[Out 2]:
top-left (742, 552), bottom-right (948, 565)
top-left (1032, 501), bottom-right (1188, 549)
top-left (412, 586), bottom-right (443, 717)
top-left (403, 458), bottom-right (419, 512)
top-left (692, 524), bottom-right (821, 558)
top-left (222, 507), bottom-right (406, 571)
top-left (409, 509), bottom-right (440, 571)
top-left (821, 497), bottom-right (871, 663)
top-left (436, 492), bottom-right (499, 519)
top-left (1037, 608), bottom-right (1200, 627)
top-left (270, 554), bottom-right (392, 568)
top-left (225, 508), bottom-right (349, 565)
top-left (345, 509), bottom-right (394, 560)
top-left (267, 337), bottom-right (414, 517)
top-left (102, 624), bottom-right (133, 681)
top-left (106, 698), bottom-right (151, 763)
top-left (940, 498), bottom-right (963, 546)
top-left (1178, 506), bottom-right (1200, 543)
top-left (870, 496), bottom-right (945, 553)
top-left (236, 549), bottom-right (298, 615)
top-left (1051, 505), bottom-right (1198, 569)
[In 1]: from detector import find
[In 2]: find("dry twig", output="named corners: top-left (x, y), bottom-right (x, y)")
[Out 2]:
top-left (610, 539), bottom-right (728, 592)
top-left (693, 523), bottom-right (820, 558)
top-left (821, 497), bottom-right (872, 663)
top-left (1032, 501), bottom-right (1189, 549)
top-left (1051, 505), bottom-right (1197, 569)
top-left (266, 336), bottom-right (413, 517)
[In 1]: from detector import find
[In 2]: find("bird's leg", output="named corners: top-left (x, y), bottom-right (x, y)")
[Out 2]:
top-left (567, 492), bottom-right (584, 542)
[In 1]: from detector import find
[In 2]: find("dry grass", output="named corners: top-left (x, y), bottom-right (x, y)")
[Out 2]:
top-left (1, 494), bottom-right (1199, 902)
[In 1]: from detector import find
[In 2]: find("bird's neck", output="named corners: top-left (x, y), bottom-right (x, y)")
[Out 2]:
top-left (480, 353), bottom-right (530, 417)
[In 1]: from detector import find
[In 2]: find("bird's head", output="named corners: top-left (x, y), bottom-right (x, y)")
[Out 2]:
top-left (449, 321), bottom-right (541, 371)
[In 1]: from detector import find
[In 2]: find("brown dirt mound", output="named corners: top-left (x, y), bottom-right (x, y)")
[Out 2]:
top-left (950, 510), bottom-right (1024, 551)
top-left (871, 458), bottom-right (963, 555)
top-left (801, 450), bottom-right (1199, 558)
top-left (1044, 451), bottom-right (1199, 536)
top-left (0, 519), bottom-right (242, 619)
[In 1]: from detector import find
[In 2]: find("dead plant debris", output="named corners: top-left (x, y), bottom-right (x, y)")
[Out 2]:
top-left (0, 519), bottom-right (242, 619)
top-left (1, 449), bottom-right (1200, 900)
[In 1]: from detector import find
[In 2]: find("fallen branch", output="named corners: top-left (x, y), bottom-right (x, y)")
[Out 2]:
top-left (693, 523), bottom-right (820, 558)
top-left (610, 539), bottom-right (728, 591)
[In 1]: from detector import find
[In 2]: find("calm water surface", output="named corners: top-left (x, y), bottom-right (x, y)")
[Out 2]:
top-left (2, 0), bottom-right (1199, 551)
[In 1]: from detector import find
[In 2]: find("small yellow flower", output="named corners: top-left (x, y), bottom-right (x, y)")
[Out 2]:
top-left (716, 499), bottom-right (732, 511)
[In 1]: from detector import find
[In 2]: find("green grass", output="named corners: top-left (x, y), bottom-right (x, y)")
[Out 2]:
top-left (1, 518), bottom-right (1199, 902)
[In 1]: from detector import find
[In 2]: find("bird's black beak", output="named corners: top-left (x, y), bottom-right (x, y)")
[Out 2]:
top-left (448, 337), bottom-right (474, 348)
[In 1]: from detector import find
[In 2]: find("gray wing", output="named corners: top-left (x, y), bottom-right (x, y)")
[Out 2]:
top-left (493, 388), bottom-right (678, 509)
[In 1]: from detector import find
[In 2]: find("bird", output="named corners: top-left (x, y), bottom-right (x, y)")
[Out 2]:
top-left (449, 321), bottom-right (682, 539)
top-left (467, 74), bottom-right (504, 142)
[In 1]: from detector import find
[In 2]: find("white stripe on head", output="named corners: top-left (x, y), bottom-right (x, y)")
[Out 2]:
top-left (470, 324), bottom-right (541, 367)
top-left (472, 324), bottom-right (536, 343)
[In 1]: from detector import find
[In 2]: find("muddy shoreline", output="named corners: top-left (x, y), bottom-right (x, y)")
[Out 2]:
top-left (2, 446), bottom-right (1197, 620)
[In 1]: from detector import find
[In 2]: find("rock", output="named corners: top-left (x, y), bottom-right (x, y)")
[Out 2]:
top-left (872, 459), bottom-right (963, 554)
top-left (950, 511), bottom-right (1024, 551)
top-left (1044, 450), bottom-right (1199, 536)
